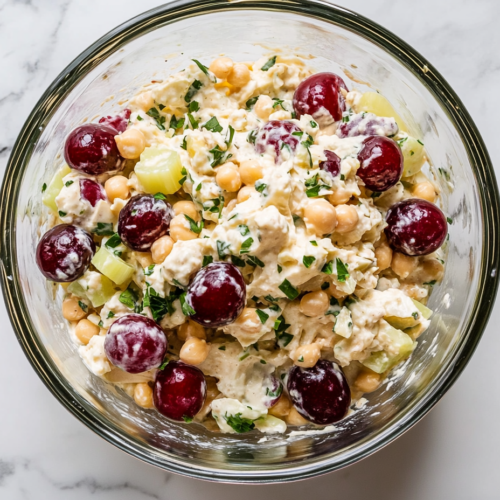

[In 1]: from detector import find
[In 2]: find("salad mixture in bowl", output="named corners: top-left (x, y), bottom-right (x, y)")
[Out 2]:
top-left (36, 54), bottom-right (448, 434)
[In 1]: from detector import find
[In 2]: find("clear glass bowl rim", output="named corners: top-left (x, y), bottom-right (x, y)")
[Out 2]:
top-left (1, 0), bottom-right (499, 483)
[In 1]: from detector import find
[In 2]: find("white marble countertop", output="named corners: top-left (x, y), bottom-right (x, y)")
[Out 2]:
top-left (1, 0), bottom-right (499, 498)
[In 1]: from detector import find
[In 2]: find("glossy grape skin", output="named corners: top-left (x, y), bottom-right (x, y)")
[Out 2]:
top-left (64, 124), bottom-right (122, 175)
top-left (293, 72), bottom-right (348, 125)
top-left (79, 178), bottom-right (106, 207)
top-left (153, 360), bottom-right (207, 421)
top-left (357, 136), bottom-right (404, 192)
top-left (118, 194), bottom-right (174, 251)
top-left (287, 359), bottom-right (351, 425)
top-left (319, 150), bottom-right (341, 178)
top-left (336, 112), bottom-right (399, 139)
top-left (36, 224), bottom-right (95, 282)
top-left (187, 262), bottom-right (246, 328)
top-left (104, 314), bottom-right (167, 374)
top-left (385, 198), bottom-right (448, 256)
top-left (254, 120), bottom-right (302, 160)
top-left (99, 109), bottom-right (131, 134)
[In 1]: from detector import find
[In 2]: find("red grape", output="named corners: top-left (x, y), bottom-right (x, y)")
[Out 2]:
top-left (254, 120), bottom-right (301, 160)
top-left (79, 179), bottom-right (106, 207)
top-left (99, 109), bottom-right (131, 134)
top-left (319, 150), bottom-right (341, 177)
top-left (337, 113), bottom-right (398, 139)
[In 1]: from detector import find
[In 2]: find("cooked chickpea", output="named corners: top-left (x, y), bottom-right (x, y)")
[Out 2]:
top-left (104, 175), bottom-right (129, 202)
top-left (74, 319), bottom-right (100, 345)
top-left (62, 297), bottom-right (87, 321)
top-left (420, 259), bottom-right (444, 282)
top-left (391, 252), bottom-right (418, 279)
top-left (253, 95), bottom-right (274, 119)
top-left (233, 307), bottom-right (261, 334)
top-left (328, 187), bottom-right (351, 206)
top-left (114, 129), bottom-right (146, 160)
top-left (173, 200), bottom-right (200, 221)
top-left (178, 320), bottom-right (206, 341)
top-left (375, 242), bottom-right (393, 272)
top-left (169, 214), bottom-right (198, 242)
top-left (294, 344), bottom-right (321, 368)
top-left (335, 204), bottom-right (359, 233)
top-left (413, 181), bottom-right (437, 203)
top-left (300, 291), bottom-right (329, 317)
top-left (209, 57), bottom-right (234, 80)
top-left (268, 394), bottom-right (292, 418)
top-left (354, 371), bottom-right (381, 393)
top-left (237, 186), bottom-right (256, 203)
top-left (180, 337), bottom-right (210, 365)
top-left (286, 407), bottom-right (309, 426)
top-left (134, 90), bottom-right (154, 112)
top-left (327, 283), bottom-right (348, 300)
top-left (216, 163), bottom-right (241, 192)
top-left (135, 251), bottom-right (154, 268)
top-left (304, 199), bottom-right (337, 235)
top-left (134, 383), bottom-right (154, 409)
top-left (239, 160), bottom-right (263, 186)
top-left (151, 235), bottom-right (174, 264)
top-left (227, 63), bottom-right (251, 88)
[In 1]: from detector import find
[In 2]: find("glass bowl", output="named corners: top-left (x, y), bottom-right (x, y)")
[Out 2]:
top-left (1, 0), bottom-right (499, 484)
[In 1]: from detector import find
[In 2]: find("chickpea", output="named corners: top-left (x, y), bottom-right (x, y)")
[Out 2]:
top-left (105, 175), bottom-right (129, 202)
top-left (294, 344), bottom-right (321, 368)
top-left (300, 291), bottom-right (329, 317)
top-left (178, 320), bottom-right (206, 341)
top-left (233, 307), bottom-right (261, 334)
top-left (74, 319), bottom-right (100, 345)
top-left (268, 394), bottom-right (292, 418)
top-left (420, 259), bottom-right (444, 282)
top-left (114, 129), bottom-right (146, 160)
top-left (216, 163), bottom-right (242, 192)
top-left (253, 95), bottom-right (274, 119)
top-left (169, 214), bottom-right (198, 242)
top-left (354, 371), bottom-right (381, 393)
top-left (173, 200), bottom-right (200, 221)
top-left (151, 235), bottom-right (174, 264)
top-left (335, 204), bottom-right (359, 233)
top-left (286, 407), bottom-right (309, 426)
top-left (134, 383), bottom-right (154, 409)
top-left (134, 90), bottom-right (154, 112)
top-left (327, 283), bottom-right (348, 300)
top-left (391, 252), bottom-right (418, 279)
top-left (180, 337), bottom-right (210, 365)
top-left (209, 57), bottom-right (234, 80)
top-left (62, 297), bottom-right (87, 321)
top-left (238, 160), bottom-right (263, 186)
top-left (135, 252), bottom-right (154, 268)
top-left (237, 186), bottom-right (256, 203)
top-left (227, 63), bottom-right (251, 88)
top-left (328, 187), bottom-right (351, 206)
top-left (412, 181), bottom-right (437, 203)
top-left (375, 242), bottom-right (393, 272)
top-left (304, 199), bottom-right (337, 235)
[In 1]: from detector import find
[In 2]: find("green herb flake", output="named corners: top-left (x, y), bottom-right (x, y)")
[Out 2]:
top-left (188, 101), bottom-right (200, 113)
top-left (107, 311), bottom-right (115, 319)
top-left (240, 237), bottom-right (254, 254)
top-left (264, 295), bottom-right (278, 303)
top-left (180, 136), bottom-right (188, 150)
top-left (146, 107), bottom-right (166, 130)
top-left (78, 301), bottom-right (88, 313)
top-left (159, 358), bottom-right (169, 370)
top-left (256, 309), bottom-right (269, 324)
top-left (182, 415), bottom-right (193, 423)
top-left (310, 120), bottom-right (318, 128)
top-left (272, 97), bottom-right (285, 110)
top-left (321, 282), bottom-right (330, 290)
top-left (230, 255), bottom-right (246, 267)
top-left (217, 240), bottom-right (231, 259)
top-left (93, 222), bottom-right (114, 236)
top-left (246, 96), bottom-right (259, 110)
top-left (336, 258), bottom-right (349, 282)
top-left (184, 79), bottom-right (203, 103)
top-left (424, 280), bottom-right (437, 286)
top-left (187, 113), bottom-right (199, 129)
top-left (98, 320), bottom-right (103, 328)
top-left (202, 255), bottom-right (213, 267)
top-left (58, 211), bottom-right (67, 217)
top-left (322, 260), bottom-right (334, 275)
top-left (239, 352), bottom-right (250, 361)
top-left (246, 255), bottom-right (265, 268)
top-left (144, 264), bottom-right (155, 277)
top-left (224, 412), bottom-right (255, 433)
top-left (218, 345), bottom-right (226, 351)
top-left (277, 265), bottom-right (282, 273)
top-left (136, 115), bottom-right (143, 121)
top-left (65, 180), bottom-right (74, 187)
top-left (192, 59), bottom-right (214, 81)
top-left (279, 279), bottom-right (299, 300)
top-left (247, 129), bottom-right (258, 145)
top-left (255, 181), bottom-right (267, 193)
top-left (179, 292), bottom-right (196, 316)
top-left (310, 240), bottom-right (318, 246)
top-left (303, 256), bottom-right (316, 269)
top-left (153, 192), bottom-right (167, 200)
top-left (119, 287), bottom-right (138, 310)
top-left (238, 224), bottom-right (250, 236)
top-left (203, 116), bottom-right (223, 133)
top-left (447, 217), bottom-right (453, 224)
top-left (261, 56), bottom-right (277, 71)
top-left (298, 356), bottom-right (304, 362)
top-left (260, 359), bottom-right (266, 364)
top-left (184, 214), bottom-right (204, 234)
top-left (417, 139), bottom-right (424, 146)
top-left (169, 114), bottom-right (185, 130)
top-left (42, 183), bottom-right (47, 192)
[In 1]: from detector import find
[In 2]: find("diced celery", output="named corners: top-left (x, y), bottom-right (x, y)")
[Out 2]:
top-left (91, 247), bottom-right (134, 285)
top-left (401, 136), bottom-right (426, 177)
top-left (354, 257), bottom-right (374, 272)
top-left (67, 281), bottom-right (87, 300)
top-left (135, 147), bottom-right (183, 195)
top-left (68, 273), bottom-right (116, 307)
top-left (333, 307), bottom-right (353, 339)
top-left (42, 164), bottom-right (71, 212)
top-left (384, 315), bottom-right (419, 330)
top-left (411, 298), bottom-right (433, 320)
top-left (361, 351), bottom-right (392, 374)
top-left (355, 92), bottom-right (408, 133)
top-left (254, 415), bottom-right (287, 434)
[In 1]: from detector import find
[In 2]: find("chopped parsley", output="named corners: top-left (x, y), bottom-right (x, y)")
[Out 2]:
top-left (188, 113), bottom-right (199, 129)
top-left (143, 286), bottom-right (171, 322)
top-left (305, 173), bottom-right (329, 198)
top-left (303, 256), bottom-right (316, 268)
top-left (202, 255), bottom-right (213, 267)
top-left (182, 415), bottom-right (193, 423)
top-left (246, 255), bottom-right (265, 268)
top-left (298, 356), bottom-right (304, 363)
top-left (169, 114), bottom-right (185, 130)
top-left (119, 286), bottom-right (140, 311)
top-left (192, 59), bottom-right (215, 81)
top-left (153, 193), bottom-right (166, 200)
top-left (188, 100), bottom-right (200, 113)
top-left (240, 237), bottom-right (254, 254)
top-left (58, 211), bottom-right (67, 217)
top-left (310, 120), bottom-right (318, 128)
top-left (93, 222), bottom-right (114, 236)
top-left (265, 295), bottom-right (278, 303)
top-left (231, 255), bottom-right (246, 267)
top-left (217, 240), bottom-right (231, 259)
top-left (196, 183), bottom-right (202, 191)
top-left (180, 136), bottom-right (187, 150)
top-left (336, 258), bottom-right (349, 282)
top-left (224, 413), bottom-right (255, 433)
top-left (179, 292), bottom-right (195, 316)
top-left (256, 309), bottom-right (269, 324)
top-left (417, 139), bottom-right (424, 146)
top-left (144, 264), bottom-right (155, 276)
top-left (322, 260), bottom-right (334, 275)
top-left (238, 224), bottom-right (250, 236)
top-left (424, 280), bottom-right (437, 286)
top-left (310, 240), bottom-right (318, 246)
top-left (209, 144), bottom-right (232, 167)
top-left (98, 320), bottom-right (103, 328)
top-left (203, 196), bottom-right (224, 218)
top-left (65, 180), bottom-right (74, 187)
top-left (239, 352), bottom-right (250, 361)
top-left (107, 311), bottom-right (115, 319)
top-left (203, 116), bottom-right (223, 133)
top-left (260, 359), bottom-right (266, 364)
top-left (184, 79), bottom-right (203, 103)
top-left (246, 96), bottom-right (259, 110)
top-left (447, 217), bottom-right (453, 224)
top-left (277, 265), bottom-right (282, 273)
top-left (255, 180), bottom-right (267, 193)
top-left (78, 301), bottom-right (88, 313)
top-left (136, 115), bottom-right (143, 121)
top-left (247, 129), bottom-right (258, 145)
top-left (158, 358), bottom-right (169, 370)
top-left (218, 345), bottom-right (226, 351)
top-left (261, 56), bottom-right (277, 71)
top-left (321, 282), bottom-right (330, 290)
top-left (272, 97), bottom-right (285, 110)
top-left (279, 279), bottom-right (299, 300)
top-left (42, 183), bottom-right (47, 192)
top-left (412, 312), bottom-right (419, 320)
top-left (184, 214), bottom-right (204, 234)
top-left (146, 107), bottom-right (166, 130)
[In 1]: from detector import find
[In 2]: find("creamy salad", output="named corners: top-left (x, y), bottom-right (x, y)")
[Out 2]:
top-left (36, 55), bottom-right (449, 434)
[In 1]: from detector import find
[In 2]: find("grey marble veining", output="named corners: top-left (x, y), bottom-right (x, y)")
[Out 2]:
top-left (1, 1), bottom-right (499, 498)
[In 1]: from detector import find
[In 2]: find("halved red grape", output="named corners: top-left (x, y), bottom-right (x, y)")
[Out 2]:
top-left (64, 123), bottom-right (122, 175)
top-left (263, 375), bottom-right (283, 408)
top-left (319, 150), bottom-right (341, 178)
top-left (385, 198), bottom-right (448, 256)
top-left (357, 136), bottom-right (403, 192)
top-left (337, 113), bottom-right (398, 139)
top-left (187, 262), bottom-right (246, 328)
top-left (118, 194), bottom-right (174, 251)
top-left (80, 179), bottom-right (106, 207)
top-left (287, 359), bottom-right (350, 425)
top-left (255, 120), bottom-right (302, 160)
top-left (154, 360), bottom-right (207, 421)
top-left (104, 314), bottom-right (167, 374)
top-left (99, 109), bottom-right (131, 134)
top-left (36, 224), bottom-right (95, 282)
top-left (293, 72), bottom-right (348, 125)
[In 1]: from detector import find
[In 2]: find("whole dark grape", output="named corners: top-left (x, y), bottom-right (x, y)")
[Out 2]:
top-left (154, 360), bottom-right (207, 421)
top-left (293, 72), bottom-right (348, 125)
top-left (336, 112), bottom-right (399, 139)
top-left (118, 194), bottom-right (174, 251)
top-left (385, 198), bottom-right (448, 256)
top-left (64, 124), bottom-right (122, 175)
top-left (287, 359), bottom-right (351, 425)
top-left (319, 150), bottom-right (341, 177)
top-left (187, 262), bottom-right (246, 328)
top-left (99, 109), bottom-right (131, 134)
top-left (357, 136), bottom-right (403, 192)
top-left (255, 120), bottom-right (302, 160)
top-left (36, 224), bottom-right (95, 282)
top-left (104, 314), bottom-right (167, 374)
top-left (79, 179), bottom-right (106, 207)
